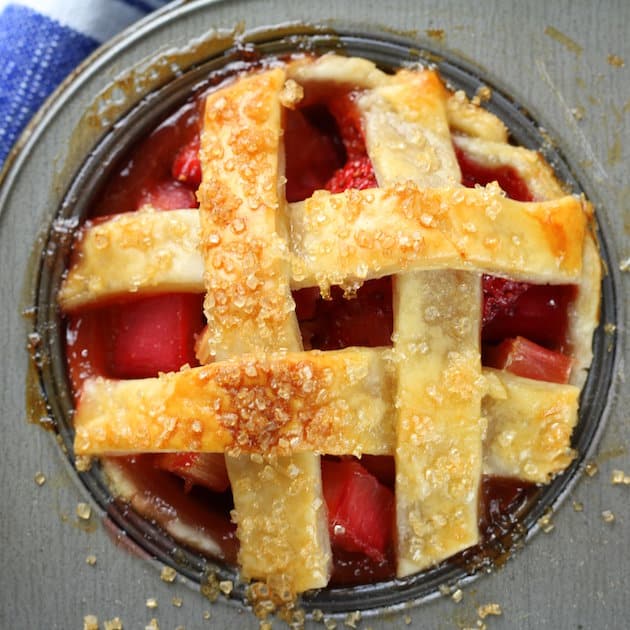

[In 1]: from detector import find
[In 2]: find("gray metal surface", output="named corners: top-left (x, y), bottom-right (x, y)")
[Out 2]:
top-left (1, 1), bottom-right (628, 628)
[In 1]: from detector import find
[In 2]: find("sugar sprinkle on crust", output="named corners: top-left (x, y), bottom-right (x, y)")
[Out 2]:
top-left (75, 359), bottom-right (578, 486)
top-left (198, 67), bottom-right (330, 593)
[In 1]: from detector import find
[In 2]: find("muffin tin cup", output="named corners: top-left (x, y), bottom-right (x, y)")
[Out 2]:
top-left (9, 15), bottom-right (624, 624)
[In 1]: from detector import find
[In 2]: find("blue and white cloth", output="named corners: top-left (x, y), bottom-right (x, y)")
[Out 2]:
top-left (0, 0), bottom-right (170, 166)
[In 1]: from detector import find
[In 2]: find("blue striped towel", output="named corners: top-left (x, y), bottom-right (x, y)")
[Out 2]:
top-left (0, 0), bottom-right (170, 167)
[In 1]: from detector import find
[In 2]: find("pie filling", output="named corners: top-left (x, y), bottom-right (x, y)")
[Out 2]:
top-left (59, 55), bottom-right (599, 593)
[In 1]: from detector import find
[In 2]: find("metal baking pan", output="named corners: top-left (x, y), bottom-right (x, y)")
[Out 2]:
top-left (1, 1), bottom-right (628, 628)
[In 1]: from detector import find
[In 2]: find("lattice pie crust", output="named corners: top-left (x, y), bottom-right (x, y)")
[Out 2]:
top-left (60, 54), bottom-right (600, 593)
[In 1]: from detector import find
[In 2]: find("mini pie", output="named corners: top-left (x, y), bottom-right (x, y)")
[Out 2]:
top-left (60, 54), bottom-right (600, 595)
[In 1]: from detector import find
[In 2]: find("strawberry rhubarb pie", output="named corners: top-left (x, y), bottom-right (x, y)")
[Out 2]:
top-left (58, 54), bottom-right (601, 597)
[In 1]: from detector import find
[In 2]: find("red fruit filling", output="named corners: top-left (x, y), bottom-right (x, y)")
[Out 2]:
top-left (322, 459), bottom-right (394, 562)
top-left (327, 92), bottom-right (369, 161)
top-left (284, 90), bottom-right (377, 199)
top-left (171, 137), bottom-right (202, 187)
top-left (358, 455), bottom-right (396, 488)
top-left (284, 106), bottom-right (344, 202)
top-left (482, 276), bottom-right (529, 327)
top-left (136, 180), bottom-right (198, 210)
top-left (92, 99), bottom-right (202, 217)
top-left (454, 144), bottom-right (534, 202)
top-left (107, 293), bottom-right (204, 379)
top-left (107, 456), bottom-right (238, 563)
top-left (482, 281), bottom-right (575, 350)
top-left (484, 336), bottom-right (572, 384)
top-left (294, 277), bottom-right (393, 351)
top-left (324, 156), bottom-right (378, 193)
top-left (478, 474), bottom-right (536, 543)
top-left (66, 309), bottom-right (109, 395)
top-left (66, 293), bottom-right (204, 387)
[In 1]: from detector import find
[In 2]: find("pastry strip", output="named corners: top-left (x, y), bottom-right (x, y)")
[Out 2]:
top-left (60, 188), bottom-right (589, 309)
top-left (74, 348), bottom-right (396, 457)
top-left (482, 368), bottom-right (578, 482)
top-left (286, 54), bottom-right (387, 92)
top-left (289, 186), bottom-right (589, 291)
top-left (359, 69), bottom-right (461, 187)
top-left (197, 68), bottom-right (330, 592)
top-left (358, 68), bottom-right (484, 576)
top-left (197, 68), bottom-right (301, 360)
top-left (393, 270), bottom-right (484, 576)
top-left (446, 88), bottom-right (508, 142)
top-left (75, 361), bottom-right (577, 485)
top-left (59, 208), bottom-right (204, 311)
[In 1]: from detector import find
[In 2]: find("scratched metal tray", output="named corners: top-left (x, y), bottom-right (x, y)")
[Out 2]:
top-left (1, 1), bottom-right (628, 628)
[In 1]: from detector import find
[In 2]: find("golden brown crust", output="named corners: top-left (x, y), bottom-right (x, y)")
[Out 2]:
top-left (60, 187), bottom-right (590, 308)
top-left (365, 74), bottom-right (485, 576)
top-left (227, 452), bottom-right (329, 592)
top-left (394, 271), bottom-right (484, 576)
top-left (286, 54), bottom-right (387, 92)
top-left (198, 67), bottom-right (302, 360)
top-left (59, 208), bottom-right (203, 310)
top-left (482, 369), bottom-right (578, 482)
top-left (75, 360), bottom-right (578, 485)
top-left (568, 233), bottom-right (602, 387)
top-left (74, 348), bottom-right (395, 457)
top-left (359, 69), bottom-right (461, 188)
top-left (289, 185), bottom-right (589, 292)
top-left (446, 89), bottom-right (509, 142)
top-left (197, 67), bottom-right (331, 592)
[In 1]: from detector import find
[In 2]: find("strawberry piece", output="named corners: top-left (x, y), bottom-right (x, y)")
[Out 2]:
top-left (484, 336), bottom-right (572, 384)
top-left (325, 157), bottom-right (378, 194)
top-left (455, 146), bottom-right (534, 202)
top-left (171, 137), bottom-right (202, 187)
top-left (137, 180), bottom-right (198, 210)
top-left (283, 91), bottom-right (375, 199)
top-left (154, 453), bottom-right (230, 493)
top-left (327, 92), bottom-right (369, 161)
top-left (107, 293), bottom-right (204, 379)
top-left (321, 459), bottom-right (394, 562)
top-left (482, 277), bottom-right (576, 349)
top-left (358, 455), bottom-right (395, 488)
top-left (297, 277), bottom-right (393, 351)
top-left (284, 107), bottom-right (344, 202)
top-left (65, 311), bottom-right (108, 396)
top-left (482, 275), bottom-right (529, 327)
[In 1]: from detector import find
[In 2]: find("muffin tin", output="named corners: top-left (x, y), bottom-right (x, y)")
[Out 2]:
top-left (1, 2), bottom-right (627, 628)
